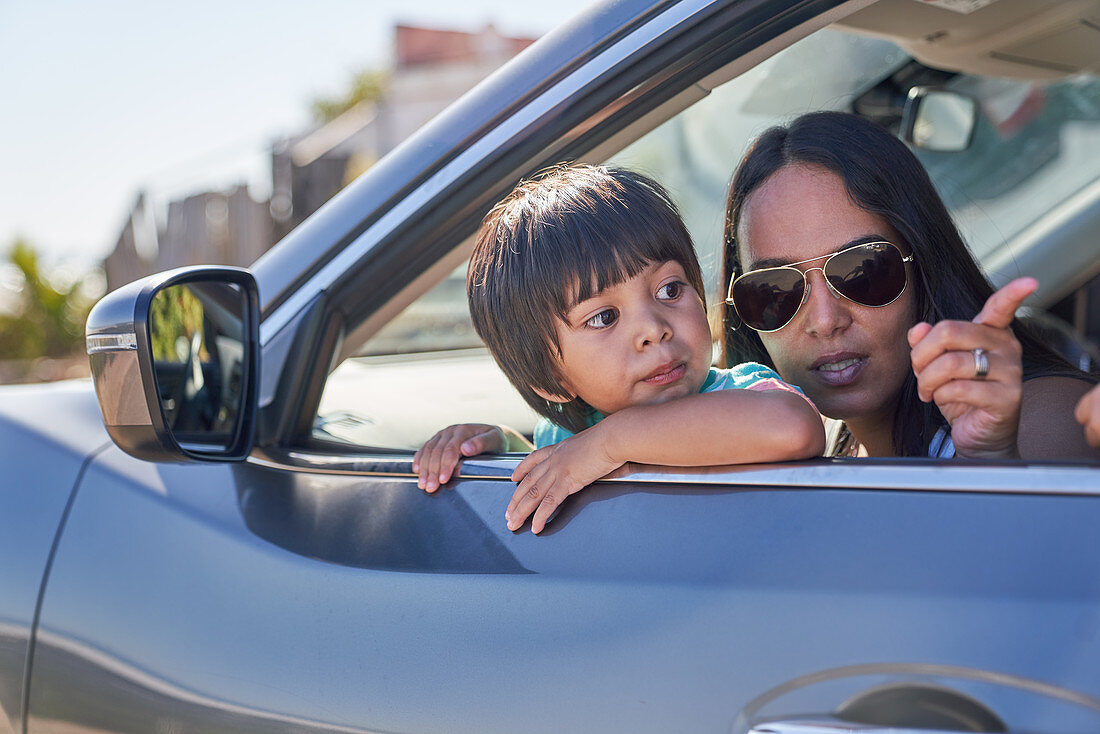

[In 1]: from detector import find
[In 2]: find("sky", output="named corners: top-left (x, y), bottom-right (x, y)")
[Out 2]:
top-left (0, 0), bottom-right (597, 271)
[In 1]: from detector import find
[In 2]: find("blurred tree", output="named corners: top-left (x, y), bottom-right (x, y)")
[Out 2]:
top-left (311, 69), bottom-right (389, 123)
top-left (150, 284), bottom-right (206, 362)
top-left (0, 239), bottom-right (93, 360)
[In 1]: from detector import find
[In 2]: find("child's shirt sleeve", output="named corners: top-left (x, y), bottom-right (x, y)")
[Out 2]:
top-left (534, 418), bottom-right (574, 449)
top-left (706, 362), bottom-right (819, 413)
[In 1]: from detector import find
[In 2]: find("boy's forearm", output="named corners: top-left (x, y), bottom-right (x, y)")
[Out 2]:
top-left (596, 390), bottom-right (824, 467)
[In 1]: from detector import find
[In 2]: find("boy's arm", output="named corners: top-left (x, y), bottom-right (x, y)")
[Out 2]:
top-left (415, 423), bottom-right (533, 492)
top-left (600, 387), bottom-right (823, 466)
top-left (507, 389), bottom-right (823, 533)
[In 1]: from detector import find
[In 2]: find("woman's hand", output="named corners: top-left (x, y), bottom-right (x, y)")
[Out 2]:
top-left (907, 277), bottom-right (1037, 459)
top-left (1075, 383), bottom-right (1100, 448)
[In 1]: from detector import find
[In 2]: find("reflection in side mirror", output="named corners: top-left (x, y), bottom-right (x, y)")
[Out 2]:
top-left (149, 282), bottom-right (247, 453)
top-left (86, 266), bottom-right (259, 463)
top-left (902, 87), bottom-right (978, 152)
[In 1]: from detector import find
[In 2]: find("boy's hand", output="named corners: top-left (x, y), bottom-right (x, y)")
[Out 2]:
top-left (506, 426), bottom-right (622, 534)
top-left (414, 424), bottom-right (505, 492)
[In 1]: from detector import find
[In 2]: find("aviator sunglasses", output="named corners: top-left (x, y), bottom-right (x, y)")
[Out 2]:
top-left (726, 241), bottom-right (914, 332)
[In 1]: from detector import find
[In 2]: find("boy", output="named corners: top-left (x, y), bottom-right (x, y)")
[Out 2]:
top-left (414, 165), bottom-right (824, 533)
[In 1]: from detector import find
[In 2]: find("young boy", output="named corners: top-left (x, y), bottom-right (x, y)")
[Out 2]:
top-left (414, 164), bottom-right (824, 533)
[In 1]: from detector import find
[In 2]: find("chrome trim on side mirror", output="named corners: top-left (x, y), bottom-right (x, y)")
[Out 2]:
top-left (86, 265), bottom-right (260, 463)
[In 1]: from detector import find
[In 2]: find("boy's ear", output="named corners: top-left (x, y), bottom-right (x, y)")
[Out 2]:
top-left (532, 385), bottom-right (575, 404)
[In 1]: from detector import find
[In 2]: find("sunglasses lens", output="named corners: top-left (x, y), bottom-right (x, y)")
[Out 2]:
top-left (826, 242), bottom-right (907, 307)
top-left (732, 267), bottom-right (806, 331)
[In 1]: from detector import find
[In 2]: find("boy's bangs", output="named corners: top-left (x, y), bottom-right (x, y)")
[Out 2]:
top-left (546, 218), bottom-right (692, 317)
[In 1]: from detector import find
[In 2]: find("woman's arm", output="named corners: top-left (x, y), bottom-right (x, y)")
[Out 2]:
top-left (1020, 376), bottom-right (1100, 460)
top-left (1075, 382), bottom-right (1100, 448)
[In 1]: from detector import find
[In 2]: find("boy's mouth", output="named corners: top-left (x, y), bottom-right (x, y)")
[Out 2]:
top-left (642, 361), bottom-right (686, 386)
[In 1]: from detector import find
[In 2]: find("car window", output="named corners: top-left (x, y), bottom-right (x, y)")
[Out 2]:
top-left (313, 25), bottom-right (1100, 452)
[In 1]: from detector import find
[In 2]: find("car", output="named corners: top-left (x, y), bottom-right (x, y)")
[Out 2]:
top-left (4, 1), bottom-right (1100, 732)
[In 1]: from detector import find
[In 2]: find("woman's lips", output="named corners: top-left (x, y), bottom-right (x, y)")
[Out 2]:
top-left (643, 362), bottom-right (686, 386)
top-left (809, 354), bottom-right (866, 387)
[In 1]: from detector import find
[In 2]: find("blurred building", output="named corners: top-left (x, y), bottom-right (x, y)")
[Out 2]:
top-left (105, 23), bottom-right (536, 291)
top-left (104, 187), bottom-right (271, 292)
top-left (270, 23), bottom-right (536, 239)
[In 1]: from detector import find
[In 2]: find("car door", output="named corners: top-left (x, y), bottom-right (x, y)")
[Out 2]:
top-left (27, 451), bottom-right (1100, 733)
top-left (27, 1), bottom-right (1100, 733)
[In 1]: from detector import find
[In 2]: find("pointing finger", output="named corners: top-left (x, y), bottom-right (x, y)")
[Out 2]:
top-left (973, 277), bottom-right (1037, 329)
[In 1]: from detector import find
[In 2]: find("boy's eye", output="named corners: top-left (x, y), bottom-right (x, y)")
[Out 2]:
top-left (585, 309), bottom-right (618, 329)
top-left (657, 281), bottom-right (685, 301)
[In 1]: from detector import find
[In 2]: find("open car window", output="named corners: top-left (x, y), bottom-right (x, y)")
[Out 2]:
top-left (312, 24), bottom-right (1100, 453)
top-left (315, 264), bottom-right (538, 449)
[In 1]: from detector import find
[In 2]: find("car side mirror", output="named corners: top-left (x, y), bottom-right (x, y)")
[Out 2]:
top-left (86, 266), bottom-right (259, 462)
top-left (902, 87), bottom-right (978, 152)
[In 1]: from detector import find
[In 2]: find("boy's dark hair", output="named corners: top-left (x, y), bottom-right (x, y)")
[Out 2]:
top-left (469, 164), bottom-right (704, 434)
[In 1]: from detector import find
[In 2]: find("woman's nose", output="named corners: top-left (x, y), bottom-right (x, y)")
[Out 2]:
top-left (800, 268), bottom-right (852, 337)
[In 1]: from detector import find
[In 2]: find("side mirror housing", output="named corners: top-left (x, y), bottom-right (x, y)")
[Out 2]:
top-left (86, 266), bottom-right (260, 462)
top-left (902, 87), bottom-right (978, 152)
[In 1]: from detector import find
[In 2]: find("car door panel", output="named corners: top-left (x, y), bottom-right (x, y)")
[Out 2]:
top-left (28, 447), bottom-right (1100, 733)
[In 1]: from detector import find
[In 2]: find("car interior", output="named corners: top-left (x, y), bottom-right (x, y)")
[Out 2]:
top-left (311, 0), bottom-right (1100, 452)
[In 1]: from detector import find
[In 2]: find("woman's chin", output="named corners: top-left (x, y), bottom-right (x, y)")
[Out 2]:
top-left (812, 388), bottom-right (896, 427)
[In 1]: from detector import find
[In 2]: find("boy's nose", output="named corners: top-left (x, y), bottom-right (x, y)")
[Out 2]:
top-left (636, 309), bottom-right (673, 349)
top-left (800, 268), bottom-right (851, 338)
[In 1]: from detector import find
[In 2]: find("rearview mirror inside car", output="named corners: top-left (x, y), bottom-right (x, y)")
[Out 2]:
top-left (86, 266), bottom-right (259, 462)
top-left (902, 87), bottom-right (978, 152)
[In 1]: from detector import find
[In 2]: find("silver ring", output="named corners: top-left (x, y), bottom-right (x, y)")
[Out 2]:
top-left (973, 347), bottom-right (989, 380)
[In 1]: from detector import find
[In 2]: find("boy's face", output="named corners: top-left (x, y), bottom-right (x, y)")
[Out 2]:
top-left (541, 260), bottom-right (712, 415)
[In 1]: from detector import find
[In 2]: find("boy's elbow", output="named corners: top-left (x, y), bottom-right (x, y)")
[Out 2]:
top-left (782, 396), bottom-right (826, 458)
top-left (796, 419), bottom-right (827, 458)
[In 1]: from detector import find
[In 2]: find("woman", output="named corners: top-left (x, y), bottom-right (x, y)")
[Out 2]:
top-left (721, 111), bottom-right (1097, 459)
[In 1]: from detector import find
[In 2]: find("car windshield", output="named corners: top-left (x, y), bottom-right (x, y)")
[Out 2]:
top-left (316, 24), bottom-right (1100, 448)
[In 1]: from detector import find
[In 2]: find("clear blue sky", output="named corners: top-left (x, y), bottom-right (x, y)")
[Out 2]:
top-left (0, 0), bottom-right (596, 268)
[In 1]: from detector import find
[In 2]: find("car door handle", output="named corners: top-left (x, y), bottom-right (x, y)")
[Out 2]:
top-left (749, 719), bottom-right (996, 734)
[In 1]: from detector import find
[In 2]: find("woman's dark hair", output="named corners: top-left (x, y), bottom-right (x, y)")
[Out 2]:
top-left (470, 164), bottom-right (704, 434)
top-left (722, 110), bottom-right (1077, 456)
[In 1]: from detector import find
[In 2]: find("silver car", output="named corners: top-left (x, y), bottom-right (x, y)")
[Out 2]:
top-left (4, 1), bottom-right (1100, 733)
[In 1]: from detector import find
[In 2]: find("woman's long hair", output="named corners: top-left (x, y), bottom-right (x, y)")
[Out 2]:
top-left (722, 111), bottom-right (1077, 456)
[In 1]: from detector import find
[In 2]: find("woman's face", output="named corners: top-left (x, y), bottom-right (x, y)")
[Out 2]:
top-left (736, 164), bottom-right (917, 429)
